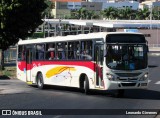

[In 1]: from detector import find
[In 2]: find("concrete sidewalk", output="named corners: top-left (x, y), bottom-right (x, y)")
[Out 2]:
top-left (149, 47), bottom-right (160, 52)
top-left (0, 79), bottom-right (33, 95)
top-left (148, 47), bottom-right (160, 56)
top-left (0, 75), bottom-right (10, 80)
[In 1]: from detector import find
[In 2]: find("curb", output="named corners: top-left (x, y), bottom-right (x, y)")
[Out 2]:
top-left (149, 53), bottom-right (160, 56)
top-left (0, 75), bottom-right (11, 80)
top-left (0, 76), bottom-right (16, 80)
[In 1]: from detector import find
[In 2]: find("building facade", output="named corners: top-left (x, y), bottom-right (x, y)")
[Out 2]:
top-left (51, 0), bottom-right (160, 18)
top-left (102, 1), bottom-right (139, 10)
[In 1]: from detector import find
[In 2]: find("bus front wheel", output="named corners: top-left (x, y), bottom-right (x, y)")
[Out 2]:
top-left (37, 73), bottom-right (45, 89)
top-left (84, 76), bottom-right (90, 95)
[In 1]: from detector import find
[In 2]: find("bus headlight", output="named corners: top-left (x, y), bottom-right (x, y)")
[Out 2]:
top-left (140, 73), bottom-right (148, 81)
top-left (106, 73), bottom-right (115, 81)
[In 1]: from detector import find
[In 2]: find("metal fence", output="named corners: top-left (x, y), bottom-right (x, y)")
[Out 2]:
top-left (4, 46), bottom-right (17, 63)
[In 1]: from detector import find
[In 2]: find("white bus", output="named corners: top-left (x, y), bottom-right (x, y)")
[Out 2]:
top-left (17, 32), bottom-right (149, 97)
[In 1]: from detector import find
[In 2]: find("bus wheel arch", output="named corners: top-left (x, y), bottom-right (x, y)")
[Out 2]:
top-left (79, 73), bottom-right (90, 94)
top-left (36, 72), bottom-right (45, 89)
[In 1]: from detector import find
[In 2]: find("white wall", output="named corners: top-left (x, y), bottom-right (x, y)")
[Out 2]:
top-left (88, 0), bottom-right (107, 2)
top-left (103, 1), bottom-right (139, 10)
top-left (139, 1), bottom-right (160, 10)
top-left (67, 1), bottom-right (139, 10)
top-left (67, 2), bottom-right (82, 10)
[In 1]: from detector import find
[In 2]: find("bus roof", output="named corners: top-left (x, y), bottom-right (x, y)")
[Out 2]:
top-left (18, 32), bottom-right (144, 45)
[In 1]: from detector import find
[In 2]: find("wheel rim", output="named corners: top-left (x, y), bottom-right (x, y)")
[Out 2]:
top-left (38, 75), bottom-right (42, 87)
top-left (84, 81), bottom-right (86, 90)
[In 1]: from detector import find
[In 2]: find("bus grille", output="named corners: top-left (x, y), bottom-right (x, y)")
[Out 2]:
top-left (118, 78), bottom-right (138, 81)
top-left (115, 73), bottom-right (141, 77)
top-left (121, 83), bottom-right (136, 86)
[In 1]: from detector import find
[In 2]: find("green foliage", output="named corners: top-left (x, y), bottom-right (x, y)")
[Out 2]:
top-left (70, 6), bottom-right (156, 20)
top-left (136, 7), bottom-right (150, 20)
top-left (70, 7), bottom-right (156, 20)
top-left (0, 0), bottom-right (47, 51)
top-left (118, 7), bottom-right (132, 20)
top-left (0, 67), bottom-right (16, 77)
top-left (31, 32), bottom-right (45, 38)
top-left (152, 8), bottom-right (160, 20)
top-left (102, 7), bottom-right (118, 20)
top-left (44, 0), bottom-right (54, 18)
top-left (70, 8), bottom-right (100, 19)
top-left (3, 70), bottom-right (12, 77)
top-left (102, 7), bottom-right (159, 20)
top-left (65, 6), bottom-right (160, 20)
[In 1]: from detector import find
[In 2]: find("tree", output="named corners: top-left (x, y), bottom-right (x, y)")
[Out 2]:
top-left (152, 8), bottom-right (160, 20)
top-left (0, 0), bottom-right (47, 70)
top-left (44, 0), bottom-right (54, 18)
top-left (79, 7), bottom-right (88, 19)
top-left (136, 7), bottom-right (150, 20)
top-left (70, 8), bottom-right (100, 20)
top-left (70, 9), bottom-right (80, 19)
top-left (118, 7), bottom-right (133, 20)
top-left (85, 10), bottom-right (100, 19)
top-left (102, 7), bottom-right (118, 20)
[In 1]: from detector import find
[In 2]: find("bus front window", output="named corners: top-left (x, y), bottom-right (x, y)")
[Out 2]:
top-left (106, 44), bottom-right (148, 70)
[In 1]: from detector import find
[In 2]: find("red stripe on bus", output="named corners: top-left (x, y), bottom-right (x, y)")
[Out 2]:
top-left (18, 61), bottom-right (96, 72)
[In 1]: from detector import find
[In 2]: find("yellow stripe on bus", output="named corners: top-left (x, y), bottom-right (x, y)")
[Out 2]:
top-left (27, 81), bottom-right (33, 84)
top-left (46, 66), bottom-right (76, 78)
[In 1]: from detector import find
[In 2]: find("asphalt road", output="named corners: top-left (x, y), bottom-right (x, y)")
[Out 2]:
top-left (0, 55), bottom-right (160, 118)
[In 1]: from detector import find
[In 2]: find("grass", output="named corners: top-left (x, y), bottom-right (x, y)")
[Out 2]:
top-left (0, 67), bottom-right (16, 79)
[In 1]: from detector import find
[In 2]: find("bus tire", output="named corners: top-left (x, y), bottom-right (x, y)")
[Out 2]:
top-left (84, 75), bottom-right (90, 95)
top-left (37, 73), bottom-right (45, 89)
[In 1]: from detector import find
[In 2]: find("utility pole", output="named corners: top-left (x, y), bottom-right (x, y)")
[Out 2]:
top-left (157, 8), bottom-right (160, 47)
top-left (150, 4), bottom-right (153, 29)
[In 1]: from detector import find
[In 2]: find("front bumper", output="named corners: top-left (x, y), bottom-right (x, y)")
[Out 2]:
top-left (104, 79), bottom-right (148, 90)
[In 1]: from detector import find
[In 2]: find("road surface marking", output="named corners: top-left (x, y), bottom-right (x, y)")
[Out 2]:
top-left (155, 81), bottom-right (160, 84)
top-left (53, 115), bottom-right (61, 118)
top-left (148, 80), bottom-right (152, 83)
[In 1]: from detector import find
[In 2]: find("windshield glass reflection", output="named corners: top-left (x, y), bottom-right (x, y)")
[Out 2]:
top-left (106, 44), bottom-right (148, 70)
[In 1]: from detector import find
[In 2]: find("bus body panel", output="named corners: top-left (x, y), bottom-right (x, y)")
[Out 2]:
top-left (17, 60), bottom-right (97, 89)
top-left (17, 60), bottom-right (148, 90)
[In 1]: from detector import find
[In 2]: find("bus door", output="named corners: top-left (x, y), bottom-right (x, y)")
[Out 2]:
top-left (94, 44), bottom-right (104, 88)
top-left (26, 49), bottom-right (32, 83)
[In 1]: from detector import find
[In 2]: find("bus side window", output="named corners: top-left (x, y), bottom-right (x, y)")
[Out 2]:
top-left (62, 42), bottom-right (67, 59)
top-left (36, 44), bottom-right (45, 60)
top-left (68, 42), bottom-right (74, 59)
top-left (18, 45), bottom-right (23, 61)
top-left (81, 41), bottom-right (92, 60)
top-left (22, 46), bottom-right (27, 61)
top-left (57, 42), bottom-right (66, 60)
top-left (65, 43), bottom-right (68, 60)
top-left (87, 41), bottom-right (92, 60)
top-left (32, 45), bottom-right (36, 60)
top-left (47, 43), bottom-right (55, 60)
top-left (18, 45), bottom-right (26, 61)
top-left (81, 41), bottom-right (85, 60)
top-left (74, 41), bottom-right (80, 60)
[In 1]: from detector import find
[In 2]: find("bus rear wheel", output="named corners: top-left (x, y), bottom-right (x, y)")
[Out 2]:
top-left (84, 76), bottom-right (90, 95)
top-left (37, 73), bottom-right (45, 89)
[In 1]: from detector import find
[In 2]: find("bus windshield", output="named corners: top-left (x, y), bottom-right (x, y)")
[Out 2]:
top-left (105, 44), bottom-right (148, 70)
